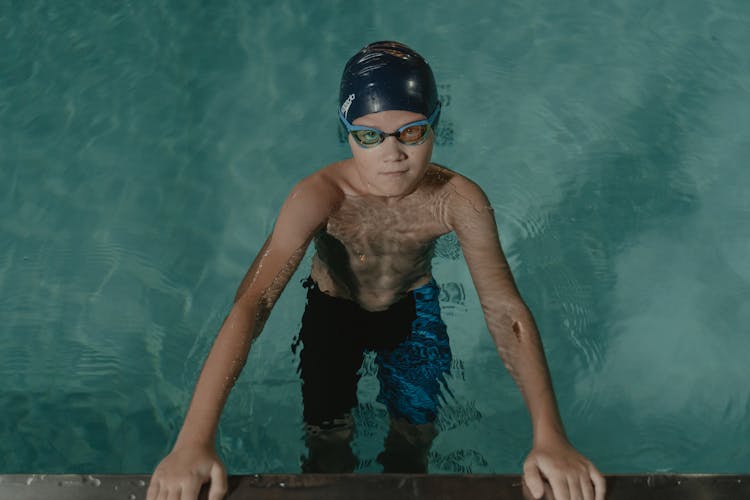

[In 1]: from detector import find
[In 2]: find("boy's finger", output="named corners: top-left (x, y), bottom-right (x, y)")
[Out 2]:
top-left (180, 477), bottom-right (202, 500)
top-left (522, 462), bottom-right (545, 499)
top-left (145, 478), bottom-right (159, 500)
top-left (166, 485), bottom-right (181, 500)
top-left (550, 477), bottom-right (570, 500)
top-left (208, 463), bottom-right (228, 500)
top-left (580, 475), bottom-right (595, 500)
top-left (589, 466), bottom-right (607, 500)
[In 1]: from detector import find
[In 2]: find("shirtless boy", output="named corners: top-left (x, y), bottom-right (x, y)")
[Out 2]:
top-left (148, 41), bottom-right (606, 500)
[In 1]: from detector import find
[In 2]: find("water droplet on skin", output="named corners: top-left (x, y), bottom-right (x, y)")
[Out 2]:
top-left (86, 475), bottom-right (101, 487)
top-left (136, 479), bottom-right (146, 487)
top-left (279, 482), bottom-right (286, 488)
top-left (129, 494), bottom-right (137, 500)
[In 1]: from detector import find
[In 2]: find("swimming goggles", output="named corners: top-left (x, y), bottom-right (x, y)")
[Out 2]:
top-left (338, 102), bottom-right (441, 148)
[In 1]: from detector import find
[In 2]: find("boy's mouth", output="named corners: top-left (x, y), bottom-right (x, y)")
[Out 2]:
top-left (380, 169), bottom-right (408, 176)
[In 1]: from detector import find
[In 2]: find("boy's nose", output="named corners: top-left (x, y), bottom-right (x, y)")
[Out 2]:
top-left (381, 136), bottom-right (407, 162)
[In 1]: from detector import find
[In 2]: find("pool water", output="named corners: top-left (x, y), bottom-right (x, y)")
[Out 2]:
top-left (1, 0), bottom-right (749, 474)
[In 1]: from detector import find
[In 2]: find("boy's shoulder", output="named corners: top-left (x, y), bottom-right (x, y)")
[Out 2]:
top-left (292, 160), bottom-right (356, 201)
top-left (424, 164), bottom-right (494, 231)
top-left (426, 163), bottom-right (491, 209)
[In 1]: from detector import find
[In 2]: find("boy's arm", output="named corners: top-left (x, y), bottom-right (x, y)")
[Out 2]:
top-left (148, 174), bottom-right (340, 500)
top-left (175, 174), bottom-right (337, 448)
top-left (446, 175), bottom-right (605, 500)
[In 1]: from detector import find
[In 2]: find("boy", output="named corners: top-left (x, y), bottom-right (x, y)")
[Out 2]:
top-left (148, 41), bottom-right (606, 500)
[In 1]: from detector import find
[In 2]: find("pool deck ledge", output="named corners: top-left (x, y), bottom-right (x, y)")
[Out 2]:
top-left (0, 473), bottom-right (747, 499)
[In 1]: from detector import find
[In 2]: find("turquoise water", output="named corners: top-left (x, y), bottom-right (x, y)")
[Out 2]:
top-left (2, 0), bottom-right (750, 474)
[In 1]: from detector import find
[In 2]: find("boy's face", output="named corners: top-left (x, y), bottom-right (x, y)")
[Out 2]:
top-left (348, 110), bottom-right (434, 198)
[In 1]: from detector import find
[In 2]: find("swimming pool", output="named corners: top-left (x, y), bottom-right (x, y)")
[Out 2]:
top-left (1, 0), bottom-right (749, 475)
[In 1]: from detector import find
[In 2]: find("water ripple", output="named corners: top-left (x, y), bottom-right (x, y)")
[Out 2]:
top-left (436, 400), bottom-right (483, 432)
top-left (429, 448), bottom-right (489, 473)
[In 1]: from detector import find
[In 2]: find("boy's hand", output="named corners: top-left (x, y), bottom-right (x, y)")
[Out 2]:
top-left (147, 444), bottom-right (227, 500)
top-left (522, 437), bottom-right (606, 500)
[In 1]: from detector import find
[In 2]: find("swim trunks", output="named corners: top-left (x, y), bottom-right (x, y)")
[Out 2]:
top-left (292, 277), bottom-right (452, 427)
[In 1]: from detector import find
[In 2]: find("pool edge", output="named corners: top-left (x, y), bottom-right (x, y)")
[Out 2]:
top-left (0, 473), bottom-right (747, 499)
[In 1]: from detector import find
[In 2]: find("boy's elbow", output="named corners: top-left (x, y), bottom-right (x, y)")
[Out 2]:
top-left (489, 303), bottom-right (535, 343)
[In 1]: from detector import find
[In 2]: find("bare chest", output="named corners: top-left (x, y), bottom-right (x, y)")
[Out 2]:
top-left (324, 199), bottom-right (447, 257)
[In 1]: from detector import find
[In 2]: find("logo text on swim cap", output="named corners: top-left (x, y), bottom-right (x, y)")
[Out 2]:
top-left (341, 93), bottom-right (356, 118)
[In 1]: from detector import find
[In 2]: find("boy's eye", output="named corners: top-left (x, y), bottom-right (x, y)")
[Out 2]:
top-left (400, 125), bottom-right (427, 143)
top-left (354, 130), bottom-right (382, 144)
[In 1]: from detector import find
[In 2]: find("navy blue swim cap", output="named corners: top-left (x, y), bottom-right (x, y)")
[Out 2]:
top-left (339, 41), bottom-right (439, 123)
